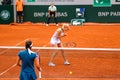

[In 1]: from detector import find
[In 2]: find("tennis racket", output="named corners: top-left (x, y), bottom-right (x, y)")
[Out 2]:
top-left (36, 49), bottom-right (42, 78)
top-left (63, 42), bottom-right (77, 47)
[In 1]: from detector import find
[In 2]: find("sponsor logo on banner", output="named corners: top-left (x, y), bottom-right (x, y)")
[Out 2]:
top-left (93, 0), bottom-right (111, 7)
top-left (71, 19), bottom-right (85, 26)
top-left (0, 10), bottom-right (10, 20)
top-left (34, 12), bottom-right (68, 17)
top-left (76, 8), bottom-right (85, 17)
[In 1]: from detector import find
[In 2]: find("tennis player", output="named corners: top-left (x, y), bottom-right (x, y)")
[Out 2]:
top-left (17, 40), bottom-right (41, 80)
top-left (48, 23), bottom-right (70, 66)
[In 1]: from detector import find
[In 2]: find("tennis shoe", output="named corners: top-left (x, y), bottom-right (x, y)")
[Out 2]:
top-left (64, 61), bottom-right (70, 65)
top-left (56, 24), bottom-right (59, 26)
top-left (46, 24), bottom-right (48, 26)
top-left (48, 62), bottom-right (55, 66)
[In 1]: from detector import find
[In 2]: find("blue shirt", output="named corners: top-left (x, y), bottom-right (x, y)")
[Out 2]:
top-left (18, 50), bottom-right (37, 72)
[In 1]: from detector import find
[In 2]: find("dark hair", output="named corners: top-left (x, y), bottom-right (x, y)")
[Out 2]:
top-left (25, 40), bottom-right (32, 49)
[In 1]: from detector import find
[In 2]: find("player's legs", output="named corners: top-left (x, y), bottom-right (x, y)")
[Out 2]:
top-left (58, 43), bottom-right (70, 65)
top-left (49, 45), bottom-right (58, 62)
top-left (48, 43), bottom-right (58, 66)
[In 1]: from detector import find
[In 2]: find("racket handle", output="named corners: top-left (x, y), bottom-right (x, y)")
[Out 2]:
top-left (38, 71), bottom-right (42, 78)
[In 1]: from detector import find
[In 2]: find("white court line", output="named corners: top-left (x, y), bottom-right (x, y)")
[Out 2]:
top-left (0, 39), bottom-right (29, 55)
top-left (0, 39), bottom-right (29, 77)
top-left (0, 64), bottom-right (16, 76)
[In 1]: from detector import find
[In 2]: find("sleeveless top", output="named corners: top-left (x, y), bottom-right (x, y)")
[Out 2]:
top-left (50, 28), bottom-right (64, 44)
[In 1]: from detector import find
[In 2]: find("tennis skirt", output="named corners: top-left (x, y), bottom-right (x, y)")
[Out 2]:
top-left (50, 37), bottom-right (61, 45)
top-left (20, 70), bottom-right (37, 80)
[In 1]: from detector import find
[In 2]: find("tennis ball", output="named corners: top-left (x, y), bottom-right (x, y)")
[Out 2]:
top-left (69, 71), bottom-right (72, 74)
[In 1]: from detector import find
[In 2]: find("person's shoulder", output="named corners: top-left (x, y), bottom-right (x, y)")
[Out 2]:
top-left (18, 50), bottom-right (26, 56)
top-left (57, 28), bottom-right (62, 32)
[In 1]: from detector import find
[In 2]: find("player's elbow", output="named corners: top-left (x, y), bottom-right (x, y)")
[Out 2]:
top-left (36, 65), bottom-right (41, 71)
top-left (17, 63), bottom-right (21, 67)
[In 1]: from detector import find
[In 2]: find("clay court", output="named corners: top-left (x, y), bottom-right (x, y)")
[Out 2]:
top-left (0, 23), bottom-right (120, 80)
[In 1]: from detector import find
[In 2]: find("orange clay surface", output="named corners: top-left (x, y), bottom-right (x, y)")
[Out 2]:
top-left (0, 23), bottom-right (120, 80)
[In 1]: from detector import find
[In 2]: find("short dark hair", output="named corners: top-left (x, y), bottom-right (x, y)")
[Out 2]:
top-left (25, 40), bottom-right (32, 49)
